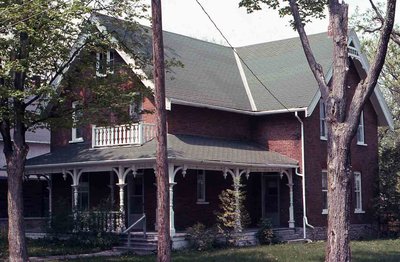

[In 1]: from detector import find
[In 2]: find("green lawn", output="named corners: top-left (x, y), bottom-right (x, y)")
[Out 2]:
top-left (68, 239), bottom-right (400, 262)
top-left (2, 238), bottom-right (400, 261)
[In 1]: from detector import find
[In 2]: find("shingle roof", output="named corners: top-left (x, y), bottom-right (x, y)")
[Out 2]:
top-left (95, 14), bottom-right (333, 112)
top-left (25, 134), bottom-right (298, 169)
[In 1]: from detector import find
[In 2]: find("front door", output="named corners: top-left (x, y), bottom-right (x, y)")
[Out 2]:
top-left (262, 175), bottom-right (280, 226)
top-left (127, 174), bottom-right (144, 227)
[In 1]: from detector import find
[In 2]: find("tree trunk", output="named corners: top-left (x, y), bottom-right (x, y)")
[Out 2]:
top-left (151, 0), bottom-right (171, 261)
top-left (325, 125), bottom-right (352, 262)
top-left (6, 144), bottom-right (29, 262)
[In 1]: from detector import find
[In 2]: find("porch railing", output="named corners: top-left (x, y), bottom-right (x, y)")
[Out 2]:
top-left (92, 123), bottom-right (155, 147)
top-left (123, 214), bottom-right (146, 247)
top-left (76, 211), bottom-right (122, 233)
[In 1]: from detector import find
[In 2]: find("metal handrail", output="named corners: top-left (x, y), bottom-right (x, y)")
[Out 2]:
top-left (123, 214), bottom-right (146, 247)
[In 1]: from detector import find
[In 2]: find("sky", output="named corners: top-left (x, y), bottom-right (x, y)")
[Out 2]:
top-left (141, 0), bottom-right (396, 47)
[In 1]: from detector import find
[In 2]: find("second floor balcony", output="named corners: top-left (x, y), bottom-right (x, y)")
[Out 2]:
top-left (92, 123), bottom-right (155, 148)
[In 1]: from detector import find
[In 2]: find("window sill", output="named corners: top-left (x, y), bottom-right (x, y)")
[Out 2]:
top-left (69, 138), bottom-right (84, 144)
top-left (322, 210), bottom-right (328, 215)
top-left (320, 136), bottom-right (327, 141)
top-left (355, 210), bottom-right (365, 214)
top-left (356, 142), bottom-right (367, 147)
top-left (196, 201), bottom-right (209, 205)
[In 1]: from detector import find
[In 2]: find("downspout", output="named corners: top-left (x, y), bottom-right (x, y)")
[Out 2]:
top-left (294, 111), bottom-right (314, 240)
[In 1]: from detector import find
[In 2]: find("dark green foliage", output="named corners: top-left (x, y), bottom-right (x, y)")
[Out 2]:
top-left (0, 228), bottom-right (6, 258)
top-left (256, 218), bottom-right (278, 245)
top-left (186, 223), bottom-right (217, 251)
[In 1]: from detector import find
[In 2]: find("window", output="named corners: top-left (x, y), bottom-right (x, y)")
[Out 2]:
top-left (70, 101), bottom-right (83, 143)
top-left (96, 50), bottom-right (115, 77)
top-left (354, 172), bottom-right (364, 213)
top-left (322, 170), bottom-right (328, 214)
top-left (129, 94), bottom-right (142, 122)
top-left (77, 174), bottom-right (89, 211)
top-left (320, 101), bottom-right (327, 140)
top-left (357, 111), bottom-right (366, 145)
top-left (196, 170), bottom-right (207, 204)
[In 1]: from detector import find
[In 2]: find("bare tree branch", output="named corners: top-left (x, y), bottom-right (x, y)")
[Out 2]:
top-left (288, 0), bottom-right (329, 99)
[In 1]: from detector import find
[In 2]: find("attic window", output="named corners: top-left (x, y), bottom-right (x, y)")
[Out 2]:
top-left (129, 94), bottom-right (142, 122)
top-left (96, 50), bottom-right (114, 77)
top-left (348, 42), bottom-right (360, 59)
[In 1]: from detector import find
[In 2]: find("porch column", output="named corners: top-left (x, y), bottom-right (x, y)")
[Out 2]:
top-left (168, 164), bottom-right (187, 237)
top-left (72, 184), bottom-right (79, 211)
top-left (282, 170), bottom-right (295, 228)
top-left (117, 183), bottom-right (127, 231)
top-left (46, 175), bottom-right (53, 225)
top-left (63, 169), bottom-right (84, 213)
top-left (224, 168), bottom-right (249, 234)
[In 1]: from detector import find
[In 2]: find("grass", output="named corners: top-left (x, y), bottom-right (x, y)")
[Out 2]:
top-left (68, 239), bottom-right (400, 262)
top-left (2, 237), bottom-right (400, 261)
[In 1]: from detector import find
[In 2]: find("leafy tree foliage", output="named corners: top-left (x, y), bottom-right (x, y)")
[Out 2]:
top-left (0, 1), bottom-right (149, 261)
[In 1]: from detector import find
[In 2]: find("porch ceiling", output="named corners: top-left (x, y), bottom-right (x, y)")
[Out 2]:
top-left (25, 134), bottom-right (298, 171)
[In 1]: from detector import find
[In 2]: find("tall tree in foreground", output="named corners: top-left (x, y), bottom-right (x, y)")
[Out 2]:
top-left (239, 0), bottom-right (396, 261)
top-left (151, 0), bottom-right (170, 261)
top-left (0, 1), bottom-right (148, 261)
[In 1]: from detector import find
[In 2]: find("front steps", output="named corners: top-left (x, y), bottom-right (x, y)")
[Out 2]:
top-left (114, 228), bottom-right (306, 255)
top-left (113, 232), bottom-right (158, 255)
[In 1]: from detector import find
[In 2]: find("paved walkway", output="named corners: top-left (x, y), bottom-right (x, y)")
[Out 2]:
top-left (29, 250), bottom-right (122, 261)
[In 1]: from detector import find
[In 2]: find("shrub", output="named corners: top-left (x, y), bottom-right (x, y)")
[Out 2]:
top-left (256, 218), bottom-right (277, 245)
top-left (0, 227), bottom-right (6, 258)
top-left (186, 223), bottom-right (216, 251)
top-left (215, 187), bottom-right (250, 246)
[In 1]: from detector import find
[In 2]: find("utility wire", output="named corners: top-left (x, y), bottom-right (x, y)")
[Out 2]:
top-left (195, 0), bottom-right (291, 112)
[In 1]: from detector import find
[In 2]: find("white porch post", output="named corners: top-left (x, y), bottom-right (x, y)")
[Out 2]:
top-left (63, 169), bottom-right (83, 213)
top-left (168, 164), bottom-right (187, 237)
top-left (282, 170), bottom-right (295, 228)
top-left (113, 165), bottom-right (134, 232)
top-left (168, 164), bottom-right (176, 236)
top-left (72, 184), bottom-right (79, 211)
top-left (117, 183), bottom-right (127, 231)
top-left (47, 175), bottom-right (52, 219)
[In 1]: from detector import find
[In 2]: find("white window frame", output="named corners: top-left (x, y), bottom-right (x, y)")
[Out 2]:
top-left (320, 101), bottom-right (328, 140)
top-left (354, 172), bottom-right (365, 213)
top-left (196, 170), bottom-right (208, 204)
top-left (357, 111), bottom-right (367, 146)
top-left (322, 170), bottom-right (328, 214)
top-left (70, 101), bottom-right (84, 143)
top-left (96, 50), bottom-right (114, 77)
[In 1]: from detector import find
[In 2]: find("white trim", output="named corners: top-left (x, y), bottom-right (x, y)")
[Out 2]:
top-left (233, 49), bottom-right (257, 111)
top-left (169, 98), bottom-right (306, 116)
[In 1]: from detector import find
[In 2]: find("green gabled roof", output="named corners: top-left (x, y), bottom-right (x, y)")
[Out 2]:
top-left (236, 33), bottom-right (332, 111)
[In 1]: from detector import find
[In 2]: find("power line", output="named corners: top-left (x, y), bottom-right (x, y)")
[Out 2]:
top-left (194, 0), bottom-right (291, 112)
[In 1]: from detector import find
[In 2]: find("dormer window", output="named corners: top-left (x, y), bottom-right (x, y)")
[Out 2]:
top-left (70, 101), bottom-right (84, 143)
top-left (96, 50), bottom-right (114, 77)
top-left (320, 100), bottom-right (327, 140)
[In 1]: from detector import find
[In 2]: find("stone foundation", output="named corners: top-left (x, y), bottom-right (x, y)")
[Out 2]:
top-left (305, 224), bottom-right (379, 241)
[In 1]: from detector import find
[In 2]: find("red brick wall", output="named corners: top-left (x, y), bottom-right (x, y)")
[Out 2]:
top-left (304, 67), bottom-right (379, 227)
top-left (167, 104), bottom-right (252, 140)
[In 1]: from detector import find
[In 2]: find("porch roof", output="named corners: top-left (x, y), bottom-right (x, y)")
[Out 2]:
top-left (25, 134), bottom-right (298, 171)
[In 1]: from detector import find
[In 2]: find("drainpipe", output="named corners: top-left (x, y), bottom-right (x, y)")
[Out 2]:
top-left (294, 111), bottom-right (314, 240)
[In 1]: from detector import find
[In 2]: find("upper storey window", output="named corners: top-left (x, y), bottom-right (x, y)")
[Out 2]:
top-left (320, 101), bottom-right (327, 140)
top-left (70, 101), bottom-right (84, 143)
top-left (96, 50), bottom-right (115, 77)
top-left (357, 111), bottom-right (366, 145)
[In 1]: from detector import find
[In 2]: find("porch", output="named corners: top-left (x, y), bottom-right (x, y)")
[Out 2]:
top-left (24, 134), bottom-right (300, 238)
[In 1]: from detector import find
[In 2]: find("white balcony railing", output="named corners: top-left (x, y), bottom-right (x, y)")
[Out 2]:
top-left (92, 123), bottom-right (155, 148)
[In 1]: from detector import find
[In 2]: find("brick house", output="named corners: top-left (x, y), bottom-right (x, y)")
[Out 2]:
top-left (21, 14), bottom-right (392, 242)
